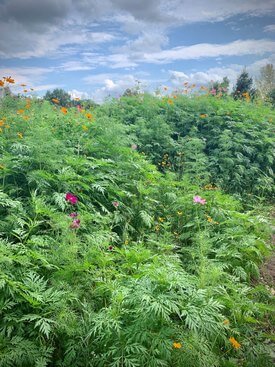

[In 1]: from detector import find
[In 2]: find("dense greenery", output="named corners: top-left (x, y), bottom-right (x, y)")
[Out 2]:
top-left (0, 91), bottom-right (274, 367)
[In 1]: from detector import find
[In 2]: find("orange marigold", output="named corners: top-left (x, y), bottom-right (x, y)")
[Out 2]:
top-left (5, 76), bottom-right (15, 84)
top-left (61, 107), bottom-right (68, 114)
top-left (86, 113), bottom-right (93, 119)
top-left (0, 80), bottom-right (4, 87)
top-left (229, 337), bottom-right (241, 349)
top-left (173, 342), bottom-right (182, 349)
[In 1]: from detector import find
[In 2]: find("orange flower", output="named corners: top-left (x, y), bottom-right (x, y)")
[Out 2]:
top-left (5, 76), bottom-right (15, 84)
top-left (229, 337), bottom-right (241, 349)
top-left (173, 95), bottom-right (177, 99)
top-left (17, 132), bottom-right (23, 139)
top-left (25, 104), bottom-right (31, 109)
top-left (52, 98), bottom-right (59, 104)
top-left (86, 113), bottom-right (93, 119)
top-left (0, 120), bottom-right (4, 127)
top-left (61, 107), bottom-right (68, 114)
top-left (17, 109), bottom-right (24, 114)
top-left (173, 342), bottom-right (182, 349)
top-left (23, 89), bottom-right (28, 93)
top-left (0, 80), bottom-right (4, 87)
top-left (20, 84), bottom-right (27, 87)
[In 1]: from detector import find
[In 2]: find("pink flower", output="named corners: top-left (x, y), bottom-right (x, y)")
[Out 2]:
top-left (65, 192), bottom-right (78, 205)
top-left (69, 212), bottom-right (78, 217)
top-left (70, 219), bottom-right (80, 229)
top-left (131, 144), bottom-right (137, 150)
top-left (193, 195), bottom-right (207, 205)
top-left (112, 201), bottom-right (119, 208)
top-left (210, 88), bottom-right (216, 95)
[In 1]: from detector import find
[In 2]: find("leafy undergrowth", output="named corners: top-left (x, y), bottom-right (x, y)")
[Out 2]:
top-left (0, 95), bottom-right (274, 367)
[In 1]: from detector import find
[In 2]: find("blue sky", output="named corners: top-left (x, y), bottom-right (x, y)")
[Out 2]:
top-left (0, 0), bottom-right (275, 102)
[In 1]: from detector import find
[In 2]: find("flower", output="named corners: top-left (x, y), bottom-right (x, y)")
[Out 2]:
top-left (177, 211), bottom-right (183, 216)
top-left (61, 107), bottom-right (68, 114)
top-left (23, 89), bottom-right (28, 93)
top-left (200, 114), bottom-right (207, 118)
top-left (223, 319), bottom-right (230, 325)
top-left (5, 76), bottom-right (15, 84)
top-left (20, 84), bottom-right (27, 87)
top-left (65, 192), bottom-right (78, 205)
top-left (210, 88), bottom-right (216, 95)
top-left (82, 125), bottom-right (88, 131)
top-left (86, 113), bottom-right (93, 119)
top-left (17, 109), bottom-right (24, 114)
top-left (173, 342), bottom-right (182, 349)
top-left (131, 144), bottom-right (137, 150)
top-left (17, 132), bottom-right (23, 139)
top-left (229, 337), bottom-right (241, 349)
top-left (108, 245), bottom-right (114, 251)
top-left (112, 201), bottom-right (119, 208)
top-left (0, 80), bottom-right (4, 87)
top-left (69, 212), bottom-right (78, 217)
top-left (167, 99), bottom-right (173, 105)
top-left (193, 195), bottom-right (207, 205)
top-left (70, 219), bottom-right (80, 229)
top-left (52, 98), bottom-right (59, 104)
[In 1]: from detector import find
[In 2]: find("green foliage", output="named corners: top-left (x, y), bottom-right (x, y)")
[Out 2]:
top-left (44, 88), bottom-right (72, 107)
top-left (0, 94), bottom-right (273, 366)
top-left (232, 70), bottom-right (256, 100)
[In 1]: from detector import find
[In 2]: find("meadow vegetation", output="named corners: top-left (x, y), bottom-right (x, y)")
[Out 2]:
top-left (0, 77), bottom-right (274, 367)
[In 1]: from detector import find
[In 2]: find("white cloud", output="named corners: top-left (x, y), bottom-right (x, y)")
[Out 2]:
top-left (264, 24), bottom-right (275, 33)
top-left (143, 39), bottom-right (275, 64)
top-left (69, 89), bottom-right (90, 99)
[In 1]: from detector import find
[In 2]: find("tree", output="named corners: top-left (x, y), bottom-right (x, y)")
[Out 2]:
top-left (44, 88), bottom-right (71, 107)
top-left (256, 64), bottom-right (275, 100)
top-left (210, 77), bottom-right (230, 96)
top-left (232, 70), bottom-right (256, 100)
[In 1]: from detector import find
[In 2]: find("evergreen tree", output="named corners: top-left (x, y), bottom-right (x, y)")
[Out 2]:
top-left (232, 69), bottom-right (256, 100)
top-left (256, 64), bottom-right (275, 100)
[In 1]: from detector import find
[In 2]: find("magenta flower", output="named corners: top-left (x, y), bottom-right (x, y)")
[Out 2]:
top-left (69, 212), bottom-right (78, 217)
top-left (193, 195), bottom-right (207, 205)
top-left (112, 201), bottom-right (119, 208)
top-left (70, 219), bottom-right (80, 229)
top-left (65, 192), bottom-right (78, 205)
top-left (210, 88), bottom-right (216, 95)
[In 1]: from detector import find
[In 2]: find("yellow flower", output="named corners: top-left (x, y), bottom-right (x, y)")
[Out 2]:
top-left (0, 120), bottom-right (4, 126)
top-left (173, 342), bottom-right (182, 349)
top-left (229, 337), bottom-right (241, 349)
top-left (177, 211), bottom-right (183, 216)
top-left (17, 132), bottom-right (23, 139)
top-left (223, 319), bottom-right (230, 325)
top-left (82, 125), bottom-right (88, 131)
top-left (155, 224), bottom-right (160, 232)
top-left (17, 109), bottom-right (24, 114)
top-left (200, 114), bottom-right (207, 118)
top-left (86, 113), bottom-right (93, 119)
top-left (167, 99), bottom-right (173, 105)
top-left (158, 217), bottom-right (164, 222)
top-left (124, 239), bottom-right (129, 245)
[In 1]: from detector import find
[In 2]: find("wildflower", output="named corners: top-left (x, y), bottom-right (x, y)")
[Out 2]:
top-left (17, 132), bottom-right (23, 139)
top-left (77, 105), bottom-right (82, 112)
top-left (65, 192), bottom-right (78, 205)
top-left (223, 319), bottom-right (230, 325)
top-left (167, 99), bottom-right (173, 105)
top-left (69, 212), bottom-right (78, 217)
top-left (82, 125), bottom-right (88, 131)
top-left (229, 337), bottom-right (241, 349)
top-left (0, 120), bottom-right (4, 127)
top-left (70, 219), bottom-right (80, 229)
top-left (86, 113), bottom-right (93, 119)
top-left (61, 107), bottom-right (68, 114)
top-left (23, 89), bottom-right (28, 93)
top-left (158, 217), bottom-right (164, 222)
top-left (20, 84), bottom-right (27, 87)
top-left (108, 245), bottom-right (114, 251)
top-left (207, 216), bottom-right (214, 223)
top-left (5, 76), bottom-right (15, 84)
top-left (177, 211), bottom-right (183, 216)
top-left (112, 201), bottom-right (119, 208)
top-left (17, 109), bottom-right (24, 114)
top-left (52, 98), bottom-right (59, 104)
top-left (155, 224), bottom-right (160, 232)
top-left (173, 342), bottom-right (182, 349)
top-left (193, 195), bottom-right (207, 205)
top-left (0, 80), bottom-right (4, 87)
top-left (131, 144), bottom-right (137, 150)
top-left (210, 88), bottom-right (216, 95)
top-left (200, 114), bottom-right (207, 118)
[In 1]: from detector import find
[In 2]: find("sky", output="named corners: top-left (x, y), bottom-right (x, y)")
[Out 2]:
top-left (0, 0), bottom-right (275, 102)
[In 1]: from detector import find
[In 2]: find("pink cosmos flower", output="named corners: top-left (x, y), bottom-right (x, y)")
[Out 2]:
top-left (65, 192), bottom-right (78, 205)
top-left (69, 212), bottom-right (78, 217)
top-left (193, 195), bottom-right (207, 205)
top-left (70, 219), bottom-right (80, 229)
top-left (210, 88), bottom-right (216, 95)
top-left (112, 201), bottom-right (119, 208)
